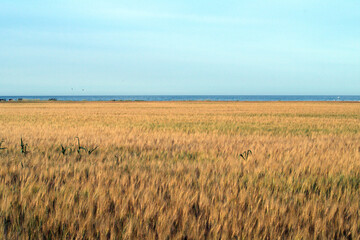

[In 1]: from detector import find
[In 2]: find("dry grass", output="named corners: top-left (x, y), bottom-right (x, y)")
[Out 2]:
top-left (0, 101), bottom-right (359, 239)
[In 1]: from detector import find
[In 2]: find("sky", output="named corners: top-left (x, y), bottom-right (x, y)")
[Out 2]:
top-left (0, 0), bottom-right (359, 95)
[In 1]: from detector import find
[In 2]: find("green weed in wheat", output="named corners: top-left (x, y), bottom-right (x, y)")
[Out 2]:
top-left (75, 137), bottom-right (98, 155)
top-left (20, 138), bottom-right (29, 155)
top-left (239, 150), bottom-right (252, 161)
top-left (0, 140), bottom-right (6, 150)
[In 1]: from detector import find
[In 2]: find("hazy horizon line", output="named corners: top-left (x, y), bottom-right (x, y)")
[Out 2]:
top-left (1, 94), bottom-right (359, 97)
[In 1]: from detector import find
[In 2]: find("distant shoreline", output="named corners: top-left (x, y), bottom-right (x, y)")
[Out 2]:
top-left (1, 95), bottom-right (359, 102)
top-left (0, 100), bottom-right (359, 104)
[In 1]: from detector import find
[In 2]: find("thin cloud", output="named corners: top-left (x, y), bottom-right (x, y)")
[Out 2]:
top-left (82, 7), bottom-right (267, 25)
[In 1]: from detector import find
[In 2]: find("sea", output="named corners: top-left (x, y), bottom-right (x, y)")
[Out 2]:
top-left (0, 95), bottom-right (360, 102)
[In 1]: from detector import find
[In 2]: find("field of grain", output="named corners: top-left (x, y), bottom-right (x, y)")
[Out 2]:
top-left (0, 101), bottom-right (359, 239)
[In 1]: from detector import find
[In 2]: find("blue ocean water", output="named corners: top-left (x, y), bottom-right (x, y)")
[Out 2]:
top-left (0, 95), bottom-right (359, 102)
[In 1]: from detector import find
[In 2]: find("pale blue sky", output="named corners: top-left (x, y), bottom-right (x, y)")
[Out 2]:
top-left (0, 0), bottom-right (359, 95)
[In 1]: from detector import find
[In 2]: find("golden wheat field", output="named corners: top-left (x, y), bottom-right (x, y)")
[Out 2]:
top-left (0, 101), bottom-right (359, 239)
